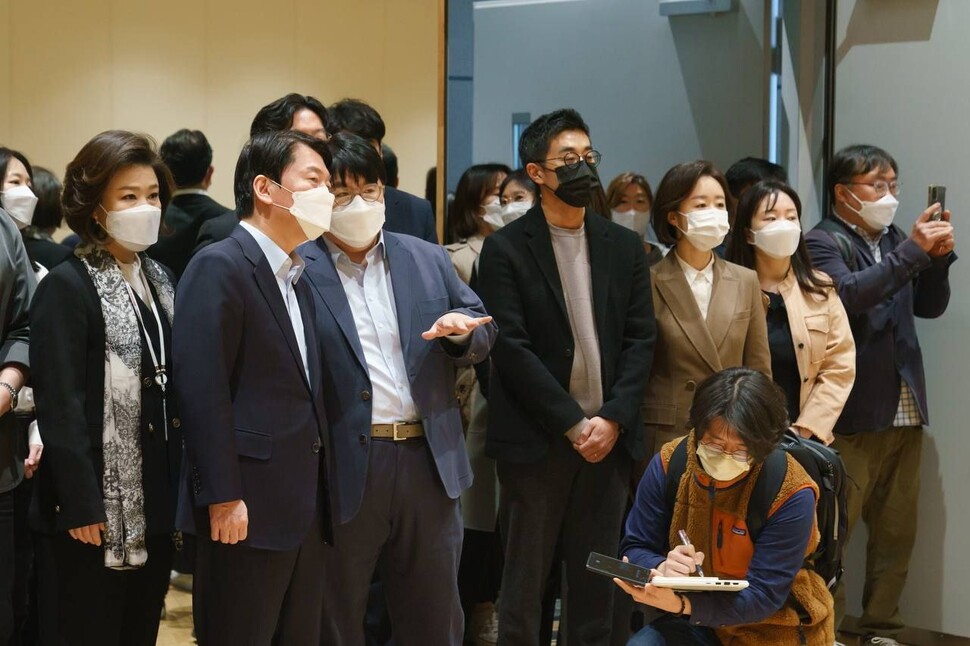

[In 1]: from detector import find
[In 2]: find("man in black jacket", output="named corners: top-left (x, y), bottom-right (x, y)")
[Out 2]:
top-left (478, 108), bottom-right (655, 645)
top-left (149, 129), bottom-right (232, 278)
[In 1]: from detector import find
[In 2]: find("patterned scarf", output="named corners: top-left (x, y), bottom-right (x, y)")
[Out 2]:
top-left (77, 245), bottom-right (175, 569)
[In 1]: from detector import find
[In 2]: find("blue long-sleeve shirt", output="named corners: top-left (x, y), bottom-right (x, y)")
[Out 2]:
top-left (620, 453), bottom-right (817, 628)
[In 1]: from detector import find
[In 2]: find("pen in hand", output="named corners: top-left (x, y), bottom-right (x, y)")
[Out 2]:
top-left (678, 529), bottom-right (705, 577)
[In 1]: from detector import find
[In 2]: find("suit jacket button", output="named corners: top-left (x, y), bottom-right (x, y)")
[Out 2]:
top-left (685, 380), bottom-right (697, 392)
top-left (361, 391), bottom-right (371, 401)
top-left (172, 417), bottom-right (182, 429)
top-left (311, 441), bottom-right (321, 454)
top-left (565, 348), bottom-right (573, 358)
top-left (359, 434), bottom-right (368, 445)
top-left (148, 423), bottom-right (155, 434)
top-left (55, 505), bottom-right (60, 513)
top-left (798, 342), bottom-right (805, 349)
top-left (142, 377), bottom-right (152, 388)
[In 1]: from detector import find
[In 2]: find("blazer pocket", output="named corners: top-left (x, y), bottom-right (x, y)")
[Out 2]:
top-left (419, 297), bottom-right (450, 326)
top-left (805, 314), bottom-right (829, 364)
top-left (642, 402), bottom-right (676, 427)
top-left (234, 428), bottom-right (273, 460)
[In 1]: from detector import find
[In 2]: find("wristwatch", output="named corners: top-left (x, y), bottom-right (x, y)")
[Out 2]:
top-left (0, 382), bottom-right (18, 410)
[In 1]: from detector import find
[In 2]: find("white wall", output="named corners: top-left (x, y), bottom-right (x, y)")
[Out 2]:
top-left (834, 0), bottom-right (970, 636)
top-left (0, 0), bottom-right (438, 207)
top-left (471, 0), bottom-right (767, 187)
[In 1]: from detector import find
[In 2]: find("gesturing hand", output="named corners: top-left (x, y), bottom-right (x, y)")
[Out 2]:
top-left (209, 499), bottom-right (249, 544)
top-left (573, 416), bottom-right (620, 463)
top-left (421, 313), bottom-right (493, 340)
top-left (69, 523), bottom-right (105, 546)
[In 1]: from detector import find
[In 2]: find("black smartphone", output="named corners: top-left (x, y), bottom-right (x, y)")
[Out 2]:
top-left (928, 185), bottom-right (947, 221)
top-left (586, 552), bottom-right (652, 587)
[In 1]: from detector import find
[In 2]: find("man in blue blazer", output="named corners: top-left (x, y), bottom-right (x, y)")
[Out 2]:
top-left (173, 130), bottom-right (335, 646)
top-left (301, 132), bottom-right (495, 646)
top-left (806, 144), bottom-right (955, 644)
top-left (327, 98), bottom-right (438, 243)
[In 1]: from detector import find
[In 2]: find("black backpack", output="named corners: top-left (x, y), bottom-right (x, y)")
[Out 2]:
top-left (664, 430), bottom-right (847, 589)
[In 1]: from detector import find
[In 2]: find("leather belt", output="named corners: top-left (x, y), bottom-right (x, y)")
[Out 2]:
top-left (371, 421), bottom-right (424, 441)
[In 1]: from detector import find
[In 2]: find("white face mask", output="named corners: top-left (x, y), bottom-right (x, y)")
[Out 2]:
top-left (101, 203), bottom-right (162, 252)
top-left (677, 207), bottom-right (730, 252)
top-left (329, 195), bottom-right (386, 249)
top-left (750, 220), bottom-right (802, 259)
top-left (1, 185), bottom-right (38, 230)
top-left (697, 443), bottom-right (751, 482)
top-left (483, 200), bottom-right (532, 230)
top-left (611, 208), bottom-right (651, 239)
top-left (271, 181), bottom-right (334, 241)
top-left (845, 189), bottom-right (898, 229)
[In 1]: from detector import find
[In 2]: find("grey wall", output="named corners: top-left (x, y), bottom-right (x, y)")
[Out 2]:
top-left (834, 0), bottom-right (970, 636)
top-left (471, 0), bottom-right (767, 189)
top-left (447, 0), bottom-right (476, 193)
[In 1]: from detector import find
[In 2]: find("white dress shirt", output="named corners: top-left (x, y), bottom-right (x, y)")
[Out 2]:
top-left (674, 249), bottom-right (716, 320)
top-left (239, 221), bottom-right (309, 382)
top-left (324, 234), bottom-right (420, 424)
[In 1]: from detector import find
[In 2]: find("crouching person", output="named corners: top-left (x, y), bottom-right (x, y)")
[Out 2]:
top-left (617, 367), bottom-right (834, 645)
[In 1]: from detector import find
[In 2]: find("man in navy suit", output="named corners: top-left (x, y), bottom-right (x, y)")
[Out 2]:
top-left (327, 98), bottom-right (438, 243)
top-left (806, 144), bottom-right (955, 644)
top-left (301, 132), bottom-right (495, 645)
top-left (173, 130), bottom-right (335, 646)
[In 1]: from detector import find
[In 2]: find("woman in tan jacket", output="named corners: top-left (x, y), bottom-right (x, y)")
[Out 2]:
top-left (643, 161), bottom-right (772, 455)
top-left (726, 181), bottom-right (855, 445)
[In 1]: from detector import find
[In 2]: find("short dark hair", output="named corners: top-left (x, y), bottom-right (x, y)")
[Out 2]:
top-left (690, 367), bottom-right (788, 464)
top-left (30, 166), bottom-right (64, 231)
top-left (726, 180), bottom-right (831, 297)
top-left (651, 160), bottom-right (731, 246)
top-left (233, 130), bottom-right (331, 219)
top-left (250, 93), bottom-right (329, 138)
top-left (517, 109), bottom-right (590, 166)
top-left (0, 148), bottom-right (34, 189)
top-left (449, 163), bottom-right (511, 242)
top-left (160, 129), bottom-right (213, 187)
top-left (326, 132), bottom-right (386, 188)
top-left (381, 143), bottom-right (398, 187)
top-left (725, 157), bottom-right (788, 200)
top-left (827, 144), bottom-right (898, 209)
top-left (499, 169), bottom-right (539, 202)
top-left (425, 166), bottom-right (437, 206)
top-left (62, 131), bottom-right (174, 243)
top-left (327, 99), bottom-right (386, 143)
top-left (606, 172), bottom-right (654, 210)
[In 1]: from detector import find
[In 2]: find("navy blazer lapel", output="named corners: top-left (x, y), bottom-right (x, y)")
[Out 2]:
top-left (296, 281), bottom-right (327, 441)
top-left (232, 227), bottom-right (312, 393)
top-left (523, 209), bottom-right (569, 325)
top-left (384, 235), bottom-right (414, 365)
top-left (585, 214), bottom-right (612, 338)
top-left (301, 240), bottom-right (368, 374)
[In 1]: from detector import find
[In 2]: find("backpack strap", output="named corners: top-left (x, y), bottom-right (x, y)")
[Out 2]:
top-left (663, 439), bottom-right (689, 517)
top-left (745, 449), bottom-right (788, 542)
top-left (815, 218), bottom-right (858, 273)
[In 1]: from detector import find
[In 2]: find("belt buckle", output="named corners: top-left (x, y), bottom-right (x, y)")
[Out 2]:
top-left (392, 422), bottom-right (406, 442)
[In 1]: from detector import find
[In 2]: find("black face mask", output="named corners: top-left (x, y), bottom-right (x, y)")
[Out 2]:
top-left (552, 161), bottom-right (595, 208)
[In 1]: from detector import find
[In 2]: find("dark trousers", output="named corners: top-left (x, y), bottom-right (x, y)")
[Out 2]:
top-left (193, 505), bottom-right (328, 646)
top-left (0, 488), bottom-right (13, 643)
top-left (34, 532), bottom-right (172, 646)
top-left (320, 438), bottom-right (464, 646)
top-left (497, 437), bottom-right (631, 646)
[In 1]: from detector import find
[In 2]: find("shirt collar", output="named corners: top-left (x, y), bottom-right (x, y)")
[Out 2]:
top-left (239, 220), bottom-right (304, 284)
top-left (833, 211), bottom-right (886, 245)
top-left (674, 249), bottom-right (715, 284)
top-left (171, 188), bottom-right (208, 198)
top-left (323, 231), bottom-right (387, 270)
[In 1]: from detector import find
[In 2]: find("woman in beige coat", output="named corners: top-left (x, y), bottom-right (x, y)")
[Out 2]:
top-left (727, 180), bottom-right (855, 444)
top-left (643, 161), bottom-right (772, 455)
